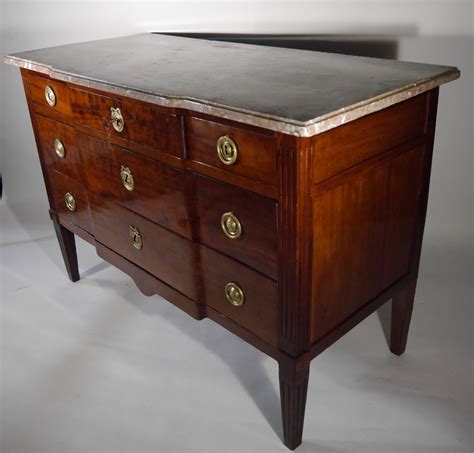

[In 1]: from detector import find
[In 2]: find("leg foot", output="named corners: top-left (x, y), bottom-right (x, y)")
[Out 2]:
top-left (52, 220), bottom-right (80, 282)
top-left (390, 281), bottom-right (416, 355)
top-left (279, 360), bottom-right (310, 450)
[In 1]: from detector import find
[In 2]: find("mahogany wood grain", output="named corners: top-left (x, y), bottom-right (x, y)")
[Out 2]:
top-left (27, 72), bottom-right (72, 115)
top-left (390, 281), bottom-right (417, 355)
top-left (48, 169), bottom-right (93, 233)
top-left (279, 361), bottom-right (310, 450)
top-left (21, 69), bottom-right (58, 210)
top-left (297, 275), bottom-right (415, 368)
top-left (97, 241), bottom-right (282, 358)
top-left (18, 61), bottom-right (446, 451)
top-left (35, 114), bottom-right (83, 182)
top-left (312, 92), bottom-right (429, 183)
top-left (79, 131), bottom-right (278, 276)
top-left (193, 174), bottom-right (278, 279)
top-left (310, 144), bottom-right (425, 342)
top-left (70, 86), bottom-right (183, 158)
top-left (91, 196), bottom-right (198, 299)
top-left (51, 214), bottom-right (80, 282)
top-left (92, 195), bottom-right (278, 344)
top-left (199, 244), bottom-right (278, 346)
top-left (186, 116), bottom-right (278, 187)
top-left (78, 132), bottom-right (193, 239)
top-left (54, 212), bottom-right (95, 246)
top-left (96, 241), bottom-right (206, 319)
top-left (277, 134), bottom-right (314, 357)
top-left (185, 159), bottom-right (278, 199)
top-left (408, 90), bottom-right (439, 278)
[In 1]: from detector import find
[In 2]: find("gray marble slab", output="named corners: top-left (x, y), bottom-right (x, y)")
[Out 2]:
top-left (4, 33), bottom-right (459, 137)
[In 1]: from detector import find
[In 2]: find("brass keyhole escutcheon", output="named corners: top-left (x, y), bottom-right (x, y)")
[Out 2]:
top-left (54, 139), bottom-right (66, 159)
top-left (44, 85), bottom-right (56, 107)
top-left (120, 165), bottom-right (134, 191)
top-left (225, 282), bottom-right (245, 307)
top-left (221, 212), bottom-right (242, 239)
top-left (111, 107), bottom-right (125, 133)
top-left (129, 225), bottom-right (143, 250)
top-left (217, 135), bottom-right (238, 165)
top-left (64, 192), bottom-right (76, 211)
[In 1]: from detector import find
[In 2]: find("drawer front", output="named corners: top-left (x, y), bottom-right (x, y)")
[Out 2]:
top-left (79, 133), bottom-right (192, 238)
top-left (200, 246), bottom-right (278, 346)
top-left (48, 170), bottom-right (92, 233)
top-left (186, 117), bottom-right (278, 186)
top-left (91, 197), bottom-right (197, 299)
top-left (194, 175), bottom-right (277, 279)
top-left (70, 87), bottom-right (183, 158)
top-left (35, 114), bottom-right (83, 182)
top-left (91, 197), bottom-right (277, 344)
top-left (28, 73), bottom-right (71, 115)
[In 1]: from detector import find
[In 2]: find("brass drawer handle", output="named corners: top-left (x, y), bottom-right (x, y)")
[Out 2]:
top-left (217, 135), bottom-right (238, 165)
top-left (44, 85), bottom-right (56, 107)
top-left (64, 192), bottom-right (76, 211)
top-left (54, 139), bottom-right (66, 159)
top-left (111, 107), bottom-right (125, 133)
top-left (225, 282), bottom-right (245, 307)
top-left (221, 212), bottom-right (242, 239)
top-left (129, 225), bottom-right (143, 250)
top-left (120, 165), bottom-right (134, 191)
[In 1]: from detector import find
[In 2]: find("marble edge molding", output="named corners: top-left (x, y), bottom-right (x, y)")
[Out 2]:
top-left (4, 54), bottom-right (460, 137)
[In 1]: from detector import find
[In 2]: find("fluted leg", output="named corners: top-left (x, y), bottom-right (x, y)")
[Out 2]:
top-left (279, 360), bottom-right (310, 450)
top-left (390, 281), bottom-right (416, 355)
top-left (52, 219), bottom-right (80, 282)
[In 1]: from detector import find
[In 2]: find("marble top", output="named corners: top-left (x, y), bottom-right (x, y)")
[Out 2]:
top-left (4, 33), bottom-right (459, 137)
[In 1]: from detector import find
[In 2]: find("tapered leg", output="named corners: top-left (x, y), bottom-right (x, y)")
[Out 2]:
top-left (52, 219), bottom-right (80, 282)
top-left (279, 360), bottom-right (310, 450)
top-left (390, 281), bottom-right (417, 355)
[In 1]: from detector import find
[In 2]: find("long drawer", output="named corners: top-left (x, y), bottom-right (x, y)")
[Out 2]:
top-left (91, 197), bottom-right (278, 345)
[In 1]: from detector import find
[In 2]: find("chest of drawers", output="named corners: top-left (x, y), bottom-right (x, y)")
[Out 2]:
top-left (5, 34), bottom-right (459, 450)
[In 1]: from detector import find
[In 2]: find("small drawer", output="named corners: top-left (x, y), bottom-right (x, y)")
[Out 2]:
top-left (91, 197), bottom-right (197, 299)
top-left (200, 246), bottom-right (278, 346)
top-left (79, 133), bottom-right (191, 238)
top-left (48, 170), bottom-right (92, 233)
top-left (186, 117), bottom-right (278, 187)
top-left (194, 175), bottom-right (277, 279)
top-left (27, 73), bottom-right (71, 115)
top-left (35, 114), bottom-right (82, 182)
top-left (70, 87), bottom-right (183, 158)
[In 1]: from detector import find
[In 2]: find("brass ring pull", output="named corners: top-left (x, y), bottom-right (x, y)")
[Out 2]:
top-left (217, 135), bottom-right (238, 165)
top-left (225, 282), bottom-right (245, 307)
top-left (129, 225), bottom-right (143, 250)
top-left (120, 165), bottom-right (134, 191)
top-left (64, 192), bottom-right (76, 211)
top-left (221, 212), bottom-right (242, 239)
top-left (111, 107), bottom-right (125, 133)
top-left (54, 139), bottom-right (66, 159)
top-left (44, 85), bottom-right (56, 107)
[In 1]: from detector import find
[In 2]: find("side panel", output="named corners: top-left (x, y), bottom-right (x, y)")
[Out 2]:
top-left (311, 145), bottom-right (425, 342)
top-left (309, 90), bottom-right (439, 345)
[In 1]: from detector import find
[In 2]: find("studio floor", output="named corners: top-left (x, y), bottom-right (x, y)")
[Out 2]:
top-left (1, 201), bottom-right (472, 453)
